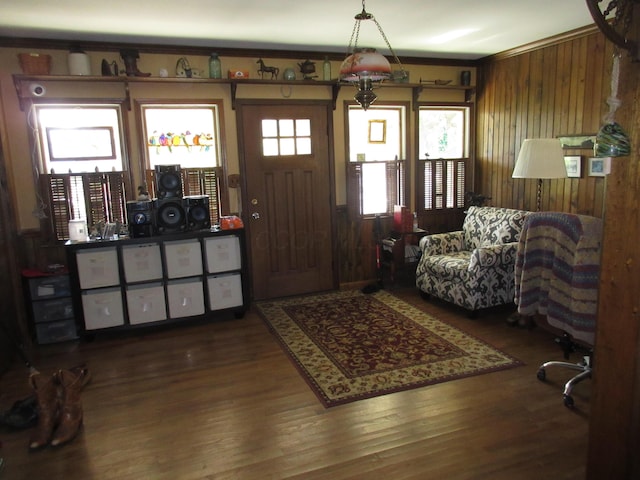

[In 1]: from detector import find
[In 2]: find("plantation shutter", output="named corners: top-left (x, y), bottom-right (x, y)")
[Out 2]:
top-left (347, 162), bottom-right (363, 218)
top-left (41, 172), bottom-right (129, 242)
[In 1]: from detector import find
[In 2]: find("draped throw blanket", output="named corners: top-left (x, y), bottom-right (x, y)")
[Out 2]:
top-left (514, 212), bottom-right (603, 344)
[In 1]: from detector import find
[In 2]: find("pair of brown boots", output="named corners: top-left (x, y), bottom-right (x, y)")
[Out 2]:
top-left (28, 365), bottom-right (90, 450)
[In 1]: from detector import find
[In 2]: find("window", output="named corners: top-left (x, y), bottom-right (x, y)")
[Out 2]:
top-left (346, 104), bottom-right (407, 217)
top-left (417, 106), bottom-right (470, 211)
top-left (261, 118), bottom-right (312, 156)
top-left (140, 103), bottom-right (225, 224)
top-left (31, 102), bottom-right (129, 241)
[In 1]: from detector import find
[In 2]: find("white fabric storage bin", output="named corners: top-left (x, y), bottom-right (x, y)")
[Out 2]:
top-left (204, 235), bottom-right (242, 273)
top-left (126, 283), bottom-right (167, 325)
top-left (164, 239), bottom-right (203, 279)
top-left (207, 273), bottom-right (243, 310)
top-left (81, 287), bottom-right (125, 330)
top-left (76, 247), bottom-right (120, 289)
top-left (166, 278), bottom-right (204, 318)
top-left (122, 243), bottom-right (163, 283)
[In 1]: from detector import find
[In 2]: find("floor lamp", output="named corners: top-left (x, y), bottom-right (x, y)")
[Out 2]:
top-left (512, 138), bottom-right (567, 211)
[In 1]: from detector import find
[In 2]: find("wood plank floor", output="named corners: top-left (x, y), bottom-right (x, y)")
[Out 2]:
top-left (0, 287), bottom-right (590, 480)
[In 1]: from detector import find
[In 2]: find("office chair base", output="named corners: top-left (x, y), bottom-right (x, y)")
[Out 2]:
top-left (537, 358), bottom-right (591, 409)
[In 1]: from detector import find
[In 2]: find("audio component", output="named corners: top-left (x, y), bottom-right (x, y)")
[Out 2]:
top-left (154, 198), bottom-right (186, 235)
top-left (184, 195), bottom-right (210, 231)
top-left (155, 164), bottom-right (182, 199)
top-left (126, 200), bottom-right (154, 238)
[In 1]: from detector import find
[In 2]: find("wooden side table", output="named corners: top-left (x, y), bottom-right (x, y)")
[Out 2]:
top-left (380, 228), bottom-right (428, 284)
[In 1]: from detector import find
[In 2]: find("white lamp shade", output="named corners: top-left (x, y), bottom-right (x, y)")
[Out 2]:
top-left (512, 138), bottom-right (567, 179)
top-left (340, 48), bottom-right (391, 82)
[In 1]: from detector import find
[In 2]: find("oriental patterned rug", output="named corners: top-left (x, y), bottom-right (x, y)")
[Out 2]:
top-left (256, 289), bottom-right (522, 407)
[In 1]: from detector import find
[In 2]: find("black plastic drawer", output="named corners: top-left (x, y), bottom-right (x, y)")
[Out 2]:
top-left (28, 275), bottom-right (71, 299)
top-left (32, 297), bottom-right (74, 323)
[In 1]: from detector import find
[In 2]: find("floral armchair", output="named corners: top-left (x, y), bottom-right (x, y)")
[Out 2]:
top-left (415, 206), bottom-right (531, 313)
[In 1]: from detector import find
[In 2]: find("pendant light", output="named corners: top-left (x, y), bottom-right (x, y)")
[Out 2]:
top-left (340, 0), bottom-right (406, 110)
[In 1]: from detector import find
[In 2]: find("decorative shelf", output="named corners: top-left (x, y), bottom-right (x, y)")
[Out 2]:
top-left (12, 74), bottom-right (475, 111)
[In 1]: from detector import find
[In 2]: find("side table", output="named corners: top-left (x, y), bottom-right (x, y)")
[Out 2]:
top-left (380, 228), bottom-right (428, 285)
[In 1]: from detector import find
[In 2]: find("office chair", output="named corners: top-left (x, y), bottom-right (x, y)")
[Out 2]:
top-left (514, 211), bottom-right (603, 408)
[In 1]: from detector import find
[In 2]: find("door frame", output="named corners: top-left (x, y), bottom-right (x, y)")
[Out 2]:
top-left (235, 98), bottom-right (339, 300)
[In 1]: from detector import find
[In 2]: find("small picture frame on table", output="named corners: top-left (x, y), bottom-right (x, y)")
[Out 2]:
top-left (588, 157), bottom-right (611, 177)
top-left (564, 155), bottom-right (581, 178)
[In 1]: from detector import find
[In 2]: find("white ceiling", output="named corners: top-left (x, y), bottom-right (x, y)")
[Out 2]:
top-left (0, 0), bottom-right (596, 60)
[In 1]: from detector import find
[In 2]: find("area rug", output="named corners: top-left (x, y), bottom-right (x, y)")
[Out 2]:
top-left (256, 289), bottom-right (523, 407)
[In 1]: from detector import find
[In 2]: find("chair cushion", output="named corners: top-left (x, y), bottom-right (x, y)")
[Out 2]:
top-left (423, 251), bottom-right (472, 280)
top-left (464, 206), bottom-right (529, 249)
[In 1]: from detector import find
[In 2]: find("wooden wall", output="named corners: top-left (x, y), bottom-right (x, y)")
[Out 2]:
top-left (476, 29), bottom-right (613, 216)
top-left (477, 28), bottom-right (640, 478)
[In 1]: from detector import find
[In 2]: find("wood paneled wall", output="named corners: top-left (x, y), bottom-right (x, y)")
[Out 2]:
top-left (476, 30), bottom-right (613, 217)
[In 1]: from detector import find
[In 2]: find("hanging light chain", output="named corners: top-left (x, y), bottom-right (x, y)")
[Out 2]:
top-left (371, 16), bottom-right (405, 73)
top-left (346, 0), bottom-right (405, 75)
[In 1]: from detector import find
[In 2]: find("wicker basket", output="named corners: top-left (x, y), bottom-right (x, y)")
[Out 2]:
top-left (18, 53), bottom-right (51, 75)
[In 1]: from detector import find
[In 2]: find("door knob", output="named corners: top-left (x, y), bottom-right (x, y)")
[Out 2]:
top-left (251, 212), bottom-right (260, 220)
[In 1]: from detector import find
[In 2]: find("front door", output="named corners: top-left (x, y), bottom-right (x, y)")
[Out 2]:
top-left (236, 101), bottom-right (336, 300)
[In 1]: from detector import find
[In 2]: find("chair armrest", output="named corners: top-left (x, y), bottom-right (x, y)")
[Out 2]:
top-left (469, 242), bottom-right (518, 270)
top-left (419, 231), bottom-right (464, 256)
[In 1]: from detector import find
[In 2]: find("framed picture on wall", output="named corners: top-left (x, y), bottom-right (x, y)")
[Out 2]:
top-left (588, 157), bottom-right (611, 176)
top-left (564, 155), bottom-right (582, 178)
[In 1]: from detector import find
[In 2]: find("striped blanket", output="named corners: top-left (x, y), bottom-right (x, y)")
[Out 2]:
top-left (514, 212), bottom-right (603, 344)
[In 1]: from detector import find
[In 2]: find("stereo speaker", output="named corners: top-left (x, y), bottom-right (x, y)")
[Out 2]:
top-left (154, 198), bottom-right (186, 235)
top-left (126, 200), bottom-right (155, 238)
top-left (155, 164), bottom-right (182, 199)
top-left (184, 195), bottom-right (211, 231)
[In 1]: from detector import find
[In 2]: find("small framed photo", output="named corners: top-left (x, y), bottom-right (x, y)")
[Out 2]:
top-left (368, 120), bottom-right (386, 144)
top-left (588, 157), bottom-right (611, 177)
top-left (564, 155), bottom-right (582, 178)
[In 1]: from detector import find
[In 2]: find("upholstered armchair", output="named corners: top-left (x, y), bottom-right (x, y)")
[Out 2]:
top-left (415, 206), bottom-right (531, 313)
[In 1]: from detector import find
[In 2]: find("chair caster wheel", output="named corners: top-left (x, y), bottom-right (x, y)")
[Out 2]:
top-left (537, 368), bottom-right (546, 381)
top-left (563, 394), bottom-right (574, 408)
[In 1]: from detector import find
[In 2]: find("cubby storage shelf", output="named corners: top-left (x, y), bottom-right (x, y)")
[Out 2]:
top-left (65, 228), bottom-right (249, 337)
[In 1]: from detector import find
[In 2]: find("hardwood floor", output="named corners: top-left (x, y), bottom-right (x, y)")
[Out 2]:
top-left (0, 287), bottom-right (590, 480)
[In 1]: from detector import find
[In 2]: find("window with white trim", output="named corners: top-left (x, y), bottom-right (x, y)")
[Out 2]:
top-left (417, 105), bottom-right (470, 211)
top-left (139, 102), bottom-right (224, 224)
top-left (31, 102), bottom-right (129, 241)
top-left (346, 104), bottom-right (407, 217)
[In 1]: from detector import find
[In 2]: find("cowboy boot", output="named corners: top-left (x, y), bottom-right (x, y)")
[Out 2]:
top-left (28, 372), bottom-right (59, 450)
top-left (119, 49), bottom-right (151, 77)
top-left (50, 369), bottom-right (84, 447)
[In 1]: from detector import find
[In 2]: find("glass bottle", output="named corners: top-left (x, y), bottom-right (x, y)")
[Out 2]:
top-left (209, 53), bottom-right (222, 79)
top-left (322, 56), bottom-right (331, 81)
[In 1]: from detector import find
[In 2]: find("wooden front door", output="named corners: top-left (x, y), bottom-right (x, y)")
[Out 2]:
top-left (236, 101), bottom-right (336, 300)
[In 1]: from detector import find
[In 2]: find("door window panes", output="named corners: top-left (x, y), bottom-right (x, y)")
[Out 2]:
top-left (261, 118), bottom-right (312, 156)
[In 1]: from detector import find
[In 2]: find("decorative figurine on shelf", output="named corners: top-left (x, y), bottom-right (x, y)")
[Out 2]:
top-left (101, 59), bottom-right (119, 76)
top-left (175, 57), bottom-right (193, 78)
top-left (119, 49), bottom-right (151, 77)
top-left (256, 59), bottom-right (279, 79)
top-left (137, 184), bottom-right (150, 201)
top-left (298, 59), bottom-right (317, 80)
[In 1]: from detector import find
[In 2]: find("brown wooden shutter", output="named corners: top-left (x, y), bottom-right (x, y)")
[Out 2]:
top-left (347, 162), bottom-right (363, 218)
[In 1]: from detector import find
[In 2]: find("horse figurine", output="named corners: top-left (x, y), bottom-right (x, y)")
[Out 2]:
top-left (257, 59), bottom-right (279, 80)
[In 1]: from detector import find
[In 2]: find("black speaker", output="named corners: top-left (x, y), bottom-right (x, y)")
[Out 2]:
top-left (184, 195), bottom-right (211, 231)
top-left (155, 164), bottom-right (182, 199)
top-left (126, 200), bottom-right (155, 238)
top-left (154, 198), bottom-right (186, 235)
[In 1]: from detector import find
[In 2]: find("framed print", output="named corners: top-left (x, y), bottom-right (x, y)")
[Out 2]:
top-left (564, 155), bottom-right (582, 178)
top-left (46, 126), bottom-right (116, 161)
top-left (368, 120), bottom-right (386, 143)
top-left (557, 134), bottom-right (596, 150)
top-left (588, 157), bottom-right (610, 176)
